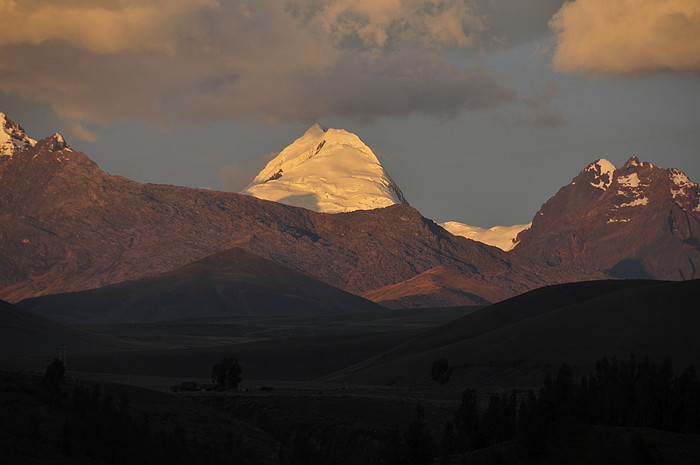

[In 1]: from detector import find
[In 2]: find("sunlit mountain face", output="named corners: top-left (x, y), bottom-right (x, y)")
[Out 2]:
top-left (241, 124), bottom-right (407, 213)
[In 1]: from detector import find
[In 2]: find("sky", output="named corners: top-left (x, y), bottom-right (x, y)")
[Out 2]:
top-left (1, 0), bottom-right (699, 227)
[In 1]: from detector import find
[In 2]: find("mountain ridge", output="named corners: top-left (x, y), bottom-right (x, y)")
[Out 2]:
top-left (2, 113), bottom-right (698, 308)
top-left (1, 123), bottom-right (552, 305)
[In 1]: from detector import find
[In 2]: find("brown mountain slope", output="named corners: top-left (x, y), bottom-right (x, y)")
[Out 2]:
top-left (0, 134), bottom-right (555, 304)
top-left (361, 265), bottom-right (507, 308)
top-left (19, 247), bottom-right (384, 324)
top-left (513, 157), bottom-right (700, 280)
top-left (324, 279), bottom-right (700, 387)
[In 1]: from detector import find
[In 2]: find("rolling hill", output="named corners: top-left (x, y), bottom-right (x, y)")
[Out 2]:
top-left (324, 279), bottom-right (700, 387)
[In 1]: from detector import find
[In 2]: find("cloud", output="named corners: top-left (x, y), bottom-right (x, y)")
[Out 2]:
top-left (0, 0), bottom-right (217, 54)
top-left (550, 0), bottom-right (700, 77)
top-left (67, 121), bottom-right (98, 141)
top-left (286, 0), bottom-right (483, 51)
top-left (220, 163), bottom-right (254, 192)
top-left (0, 0), bottom-right (514, 126)
top-left (493, 80), bottom-right (566, 128)
top-left (476, 0), bottom-right (565, 48)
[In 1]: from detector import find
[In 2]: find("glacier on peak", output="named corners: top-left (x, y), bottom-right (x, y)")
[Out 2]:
top-left (440, 221), bottom-right (532, 252)
top-left (240, 124), bottom-right (407, 213)
top-left (1, 112), bottom-right (37, 157)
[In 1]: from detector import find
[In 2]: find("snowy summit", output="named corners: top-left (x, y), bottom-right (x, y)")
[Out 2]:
top-left (0, 112), bottom-right (36, 157)
top-left (241, 124), bottom-right (407, 213)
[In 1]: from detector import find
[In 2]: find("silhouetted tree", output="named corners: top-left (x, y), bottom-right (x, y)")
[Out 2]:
top-left (553, 364), bottom-right (575, 423)
top-left (431, 359), bottom-right (453, 386)
top-left (211, 357), bottom-right (242, 390)
top-left (479, 392), bottom-right (517, 448)
top-left (451, 388), bottom-right (480, 453)
top-left (517, 391), bottom-right (549, 458)
top-left (42, 358), bottom-right (66, 391)
top-left (403, 405), bottom-right (436, 465)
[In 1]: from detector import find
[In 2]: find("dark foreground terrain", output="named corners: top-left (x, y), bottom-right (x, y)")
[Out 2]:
top-left (2, 278), bottom-right (699, 464)
top-left (4, 361), bottom-right (700, 465)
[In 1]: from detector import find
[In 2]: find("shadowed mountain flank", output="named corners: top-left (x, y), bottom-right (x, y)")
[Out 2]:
top-left (20, 248), bottom-right (384, 324)
top-left (0, 299), bottom-right (129, 358)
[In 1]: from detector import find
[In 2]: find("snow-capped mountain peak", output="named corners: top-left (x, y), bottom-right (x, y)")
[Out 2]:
top-left (0, 112), bottom-right (37, 157)
top-left (241, 124), bottom-right (407, 213)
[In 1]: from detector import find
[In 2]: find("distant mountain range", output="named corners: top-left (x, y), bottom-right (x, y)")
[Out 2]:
top-left (1, 113), bottom-right (698, 316)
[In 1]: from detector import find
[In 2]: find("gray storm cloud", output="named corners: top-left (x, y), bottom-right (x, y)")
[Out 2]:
top-left (0, 0), bottom-right (515, 130)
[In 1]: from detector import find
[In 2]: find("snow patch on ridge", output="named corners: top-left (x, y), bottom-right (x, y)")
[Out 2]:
top-left (615, 171), bottom-right (651, 207)
top-left (618, 173), bottom-right (641, 188)
top-left (440, 221), bottom-right (531, 251)
top-left (240, 124), bottom-right (407, 213)
top-left (669, 169), bottom-right (696, 199)
top-left (584, 158), bottom-right (616, 190)
top-left (619, 197), bottom-right (649, 208)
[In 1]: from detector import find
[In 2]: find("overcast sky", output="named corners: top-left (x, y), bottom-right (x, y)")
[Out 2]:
top-left (2, 0), bottom-right (699, 226)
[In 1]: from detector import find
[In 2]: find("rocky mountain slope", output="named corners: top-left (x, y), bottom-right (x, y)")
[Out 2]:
top-left (0, 123), bottom-right (552, 305)
top-left (361, 266), bottom-right (507, 308)
top-left (241, 123), bottom-right (407, 213)
top-left (513, 158), bottom-right (700, 280)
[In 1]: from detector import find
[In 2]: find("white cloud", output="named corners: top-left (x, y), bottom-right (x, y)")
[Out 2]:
top-left (550, 0), bottom-right (700, 77)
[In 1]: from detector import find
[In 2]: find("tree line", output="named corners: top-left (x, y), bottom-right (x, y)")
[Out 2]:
top-left (406, 355), bottom-right (700, 464)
